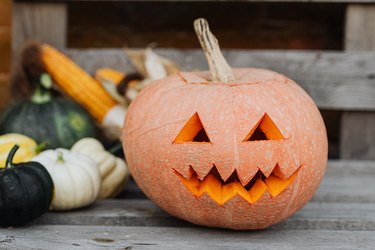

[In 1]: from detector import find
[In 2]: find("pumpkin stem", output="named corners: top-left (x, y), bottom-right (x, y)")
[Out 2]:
top-left (56, 151), bottom-right (65, 164)
top-left (31, 73), bottom-right (53, 104)
top-left (5, 144), bottom-right (20, 169)
top-left (194, 18), bottom-right (235, 83)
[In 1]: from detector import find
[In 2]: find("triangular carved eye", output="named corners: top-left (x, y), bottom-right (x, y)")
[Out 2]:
top-left (174, 112), bottom-right (211, 143)
top-left (243, 113), bottom-right (284, 141)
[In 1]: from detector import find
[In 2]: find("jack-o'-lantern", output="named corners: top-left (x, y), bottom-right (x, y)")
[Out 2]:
top-left (123, 19), bottom-right (328, 230)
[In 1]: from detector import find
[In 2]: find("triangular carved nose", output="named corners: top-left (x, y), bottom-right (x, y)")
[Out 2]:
top-left (243, 113), bottom-right (284, 141)
top-left (174, 112), bottom-right (211, 143)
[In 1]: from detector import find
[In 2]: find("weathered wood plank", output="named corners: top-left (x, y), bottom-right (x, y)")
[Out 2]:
top-left (345, 5), bottom-right (375, 51)
top-left (341, 112), bottom-right (375, 160)
top-left (312, 160), bottom-right (375, 203)
top-left (64, 48), bottom-right (375, 111)
top-left (30, 160), bottom-right (375, 229)
top-left (12, 2), bottom-right (67, 56)
top-left (32, 199), bottom-right (190, 227)
top-left (325, 160), bottom-right (375, 175)
top-left (32, 199), bottom-right (375, 231)
top-left (341, 4), bottom-right (375, 160)
top-left (1, 225), bottom-right (375, 250)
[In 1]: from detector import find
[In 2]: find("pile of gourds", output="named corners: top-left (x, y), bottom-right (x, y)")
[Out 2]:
top-left (0, 134), bottom-right (130, 227)
top-left (0, 42), bottom-right (134, 227)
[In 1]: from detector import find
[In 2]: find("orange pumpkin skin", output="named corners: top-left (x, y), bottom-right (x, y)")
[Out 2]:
top-left (123, 68), bottom-right (328, 230)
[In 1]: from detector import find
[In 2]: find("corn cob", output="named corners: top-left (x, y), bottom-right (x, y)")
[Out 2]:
top-left (95, 68), bottom-right (125, 86)
top-left (40, 45), bottom-right (121, 125)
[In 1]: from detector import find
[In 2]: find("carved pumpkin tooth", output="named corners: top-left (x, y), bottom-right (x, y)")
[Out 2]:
top-left (234, 182), bottom-right (253, 204)
top-left (196, 164), bottom-right (216, 181)
top-left (175, 170), bottom-right (200, 195)
top-left (222, 181), bottom-right (252, 205)
top-left (264, 169), bottom-right (299, 197)
top-left (278, 154), bottom-right (301, 179)
top-left (221, 183), bottom-right (238, 204)
top-left (272, 164), bottom-right (287, 179)
top-left (257, 156), bottom-right (280, 178)
top-left (176, 165), bottom-right (301, 204)
top-left (198, 173), bottom-right (222, 204)
top-left (216, 166), bottom-right (235, 183)
top-left (248, 179), bottom-right (267, 203)
top-left (236, 167), bottom-right (259, 186)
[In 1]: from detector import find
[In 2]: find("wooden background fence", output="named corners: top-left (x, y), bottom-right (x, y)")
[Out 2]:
top-left (5, 0), bottom-right (375, 161)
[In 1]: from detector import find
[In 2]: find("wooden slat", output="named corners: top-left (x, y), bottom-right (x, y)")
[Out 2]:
top-left (341, 4), bottom-right (375, 160)
top-left (32, 199), bottom-right (375, 231)
top-left (341, 112), bottom-right (375, 159)
top-left (65, 48), bottom-right (375, 111)
top-left (1, 225), bottom-right (375, 249)
top-left (12, 2), bottom-right (67, 57)
top-left (345, 5), bottom-right (375, 51)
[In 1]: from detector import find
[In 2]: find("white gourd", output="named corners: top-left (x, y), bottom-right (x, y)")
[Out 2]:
top-left (32, 149), bottom-right (101, 211)
top-left (71, 138), bottom-right (130, 198)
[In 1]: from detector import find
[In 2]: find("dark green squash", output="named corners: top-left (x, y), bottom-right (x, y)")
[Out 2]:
top-left (0, 144), bottom-right (54, 227)
top-left (0, 74), bottom-right (96, 149)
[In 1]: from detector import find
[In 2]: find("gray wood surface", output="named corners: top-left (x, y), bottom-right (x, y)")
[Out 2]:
top-left (345, 5), bottom-right (375, 51)
top-left (341, 4), bottom-right (375, 160)
top-left (29, 160), bottom-right (375, 231)
top-left (1, 161), bottom-right (374, 249)
top-left (65, 48), bottom-right (375, 111)
top-left (12, 2), bottom-right (67, 57)
top-left (32, 199), bottom-right (375, 231)
top-left (1, 225), bottom-right (374, 250)
top-left (341, 112), bottom-right (375, 160)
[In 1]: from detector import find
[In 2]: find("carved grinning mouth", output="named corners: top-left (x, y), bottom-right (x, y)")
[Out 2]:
top-left (174, 165), bottom-right (301, 205)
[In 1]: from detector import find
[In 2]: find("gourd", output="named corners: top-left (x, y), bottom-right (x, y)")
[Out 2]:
top-left (32, 148), bottom-right (101, 211)
top-left (71, 138), bottom-right (130, 198)
top-left (0, 133), bottom-right (39, 167)
top-left (122, 19), bottom-right (328, 230)
top-left (0, 74), bottom-right (96, 149)
top-left (0, 145), bottom-right (54, 227)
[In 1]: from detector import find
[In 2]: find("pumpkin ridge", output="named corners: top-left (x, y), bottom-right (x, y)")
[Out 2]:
top-left (28, 165), bottom-right (54, 208)
top-left (17, 167), bottom-right (48, 220)
top-left (74, 157), bottom-right (99, 204)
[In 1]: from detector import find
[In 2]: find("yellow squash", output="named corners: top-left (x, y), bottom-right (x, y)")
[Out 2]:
top-left (0, 134), bottom-right (38, 167)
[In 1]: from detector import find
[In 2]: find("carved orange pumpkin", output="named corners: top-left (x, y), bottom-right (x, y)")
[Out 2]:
top-left (123, 19), bottom-right (328, 230)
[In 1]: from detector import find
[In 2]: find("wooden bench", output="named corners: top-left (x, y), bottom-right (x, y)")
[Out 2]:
top-left (3, 0), bottom-right (375, 248)
top-left (1, 160), bottom-right (375, 248)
